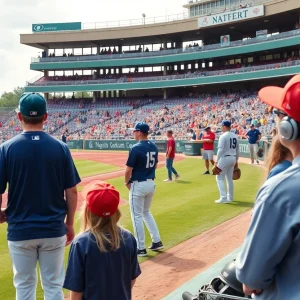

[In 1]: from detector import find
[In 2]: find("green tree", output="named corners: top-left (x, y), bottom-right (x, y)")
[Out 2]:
top-left (0, 87), bottom-right (24, 108)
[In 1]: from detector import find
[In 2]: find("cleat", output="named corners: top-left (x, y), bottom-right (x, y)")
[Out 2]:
top-left (148, 241), bottom-right (164, 251)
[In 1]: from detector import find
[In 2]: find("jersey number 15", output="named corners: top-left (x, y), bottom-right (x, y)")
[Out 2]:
top-left (146, 152), bottom-right (156, 168)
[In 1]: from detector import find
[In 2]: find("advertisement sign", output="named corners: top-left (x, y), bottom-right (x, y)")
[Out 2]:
top-left (67, 140), bottom-right (83, 150)
top-left (32, 22), bottom-right (82, 33)
top-left (256, 29), bottom-right (268, 40)
top-left (198, 5), bottom-right (264, 28)
top-left (220, 35), bottom-right (230, 47)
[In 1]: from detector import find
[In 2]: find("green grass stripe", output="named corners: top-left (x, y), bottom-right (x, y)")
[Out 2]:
top-left (73, 159), bottom-right (121, 178)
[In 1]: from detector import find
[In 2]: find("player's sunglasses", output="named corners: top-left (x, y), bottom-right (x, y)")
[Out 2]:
top-left (272, 108), bottom-right (288, 117)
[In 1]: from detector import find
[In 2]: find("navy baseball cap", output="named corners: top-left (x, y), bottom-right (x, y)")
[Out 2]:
top-left (204, 126), bottom-right (211, 131)
top-left (250, 124), bottom-right (255, 127)
top-left (16, 93), bottom-right (47, 117)
top-left (131, 122), bottom-right (150, 133)
top-left (221, 120), bottom-right (231, 127)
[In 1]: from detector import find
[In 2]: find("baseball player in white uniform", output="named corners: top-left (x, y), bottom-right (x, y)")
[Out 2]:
top-left (124, 122), bottom-right (163, 257)
top-left (215, 120), bottom-right (239, 204)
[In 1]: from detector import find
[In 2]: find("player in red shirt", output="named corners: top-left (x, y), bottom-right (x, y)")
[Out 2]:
top-left (164, 130), bottom-right (180, 182)
top-left (197, 126), bottom-right (216, 174)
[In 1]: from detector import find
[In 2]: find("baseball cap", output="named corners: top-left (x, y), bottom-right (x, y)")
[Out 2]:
top-left (16, 93), bottom-right (47, 117)
top-left (204, 126), bottom-right (211, 131)
top-left (221, 120), bottom-right (231, 127)
top-left (250, 124), bottom-right (255, 127)
top-left (258, 75), bottom-right (300, 122)
top-left (82, 180), bottom-right (120, 217)
top-left (130, 122), bottom-right (150, 133)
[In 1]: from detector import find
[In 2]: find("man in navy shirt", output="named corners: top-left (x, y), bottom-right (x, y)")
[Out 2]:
top-left (245, 124), bottom-right (261, 164)
top-left (62, 131), bottom-right (67, 143)
top-left (0, 93), bottom-right (81, 300)
top-left (125, 122), bottom-right (163, 257)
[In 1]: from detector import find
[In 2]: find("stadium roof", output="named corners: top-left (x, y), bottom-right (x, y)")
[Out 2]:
top-left (20, 0), bottom-right (300, 49)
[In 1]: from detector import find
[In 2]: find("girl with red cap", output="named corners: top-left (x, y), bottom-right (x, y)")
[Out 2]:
top-left (64, 180), bottom-right (141, 300)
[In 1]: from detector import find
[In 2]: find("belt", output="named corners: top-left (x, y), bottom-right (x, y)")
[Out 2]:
top-left (225, 155), bottom-right (236, 157)
top-left (131, 179), bottom-right (154, 183)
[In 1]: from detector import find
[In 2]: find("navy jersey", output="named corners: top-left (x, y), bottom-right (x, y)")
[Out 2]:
top-left (246, 129), bottom-right (261, 144)
top-left (0, 131), bottom-right (81, 241)
top-left (62, 134), bottom-right (67, 143)
top-left (126, 140), bottom-right (158, 181)
top-left (64, 229), bottom-right (141, 300)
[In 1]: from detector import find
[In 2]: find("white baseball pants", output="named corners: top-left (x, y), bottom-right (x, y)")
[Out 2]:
top-left (129, 180), bottom-right (161, 250)
top-left (8, 236), bottom-right (66, 300)
top-left (216, 156), bottom-right (236, 201)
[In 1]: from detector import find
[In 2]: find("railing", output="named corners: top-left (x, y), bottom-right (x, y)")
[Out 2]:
top-left (27, 60), bottom-right (300, 87)
top-left (31, 29), bottom-right (300, 64)
top-left (26, 73), bottom-right (44, 85)
top-left (83, 12), bottom-right (189, 30)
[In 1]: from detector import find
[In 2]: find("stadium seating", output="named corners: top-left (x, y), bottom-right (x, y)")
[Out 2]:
top-left (0, 93), bottom-right (276, 143)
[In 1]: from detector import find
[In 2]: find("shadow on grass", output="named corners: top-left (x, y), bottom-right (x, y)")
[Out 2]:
top-left (145, 251), bottom-right (207, 272)
top-left (229, 201), bottom-right (254, 208)
top-left (175, 180), bottom-right (192, 184)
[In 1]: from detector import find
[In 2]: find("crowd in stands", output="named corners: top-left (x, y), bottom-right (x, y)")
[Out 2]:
top-left (0, 92), bottom-right (277, 144)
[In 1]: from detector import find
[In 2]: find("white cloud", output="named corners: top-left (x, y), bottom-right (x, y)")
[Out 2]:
top-left (0, 0), bottom-right (186, 95)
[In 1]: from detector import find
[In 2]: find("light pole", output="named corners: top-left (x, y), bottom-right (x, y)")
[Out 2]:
top-left (142, 13), bottom-right (146, 25)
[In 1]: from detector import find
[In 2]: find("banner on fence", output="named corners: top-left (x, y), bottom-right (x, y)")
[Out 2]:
top-left (67, 140), bottom-right (83, 149)
top-left (67, 139), bottom-right (265, 159)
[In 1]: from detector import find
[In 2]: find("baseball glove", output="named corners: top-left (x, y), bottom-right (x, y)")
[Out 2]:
top-left (212, 165), bottom-right (222, 175)
top-left (257, 147), bottom-right (264, 158)
top-left (233, 168), bottom-right (241, 180)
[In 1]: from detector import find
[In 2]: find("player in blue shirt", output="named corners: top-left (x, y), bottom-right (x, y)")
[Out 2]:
top-left (64, 180), bottom-right (141, 300)
top-left (0, 93), bottom-right (81, 300)
top-left (245, 124), bottom-right (261, 164)
top-left (125, 122), bottom-right (163, 257)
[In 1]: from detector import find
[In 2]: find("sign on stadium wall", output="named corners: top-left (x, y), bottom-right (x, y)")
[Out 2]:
top-left (256, 29), bottom-right (268, 40)
top-left (32, 22), bottom-right (81, 33)
top-left (198, 5), bottom-right (264, 28)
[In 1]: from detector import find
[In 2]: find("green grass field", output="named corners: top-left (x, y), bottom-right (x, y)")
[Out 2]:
top-left (0, 157), bottom-right (264, 299)
top-left (73, 159), bottom-right (121, 177)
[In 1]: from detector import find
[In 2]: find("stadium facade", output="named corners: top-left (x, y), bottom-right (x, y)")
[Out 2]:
top-left (20, 0), bottom-right (300, 101)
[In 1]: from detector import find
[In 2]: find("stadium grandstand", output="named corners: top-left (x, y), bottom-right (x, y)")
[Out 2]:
top-left (1, 0), bottom-right (298, 144)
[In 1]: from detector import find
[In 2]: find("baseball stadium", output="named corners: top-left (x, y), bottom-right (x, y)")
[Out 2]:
top-left (0, 0), bottom-right (300, 299)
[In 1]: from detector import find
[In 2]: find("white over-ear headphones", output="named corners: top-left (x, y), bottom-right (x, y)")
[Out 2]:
top-left (279, 116), bottom-right (300, 141)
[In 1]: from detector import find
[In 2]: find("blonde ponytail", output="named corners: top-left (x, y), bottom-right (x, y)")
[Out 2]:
top-left (80, 204), bottom-right (122, 252)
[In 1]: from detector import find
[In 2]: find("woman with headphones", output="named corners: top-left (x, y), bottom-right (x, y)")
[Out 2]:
top-left (236, 75), bottom-right (300, 300)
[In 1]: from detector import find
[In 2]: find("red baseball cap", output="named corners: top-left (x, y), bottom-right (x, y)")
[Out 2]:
top-left (258, 75), bottom-right (300, 122)
top-left (82, 180), bottom-right (120, 217)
